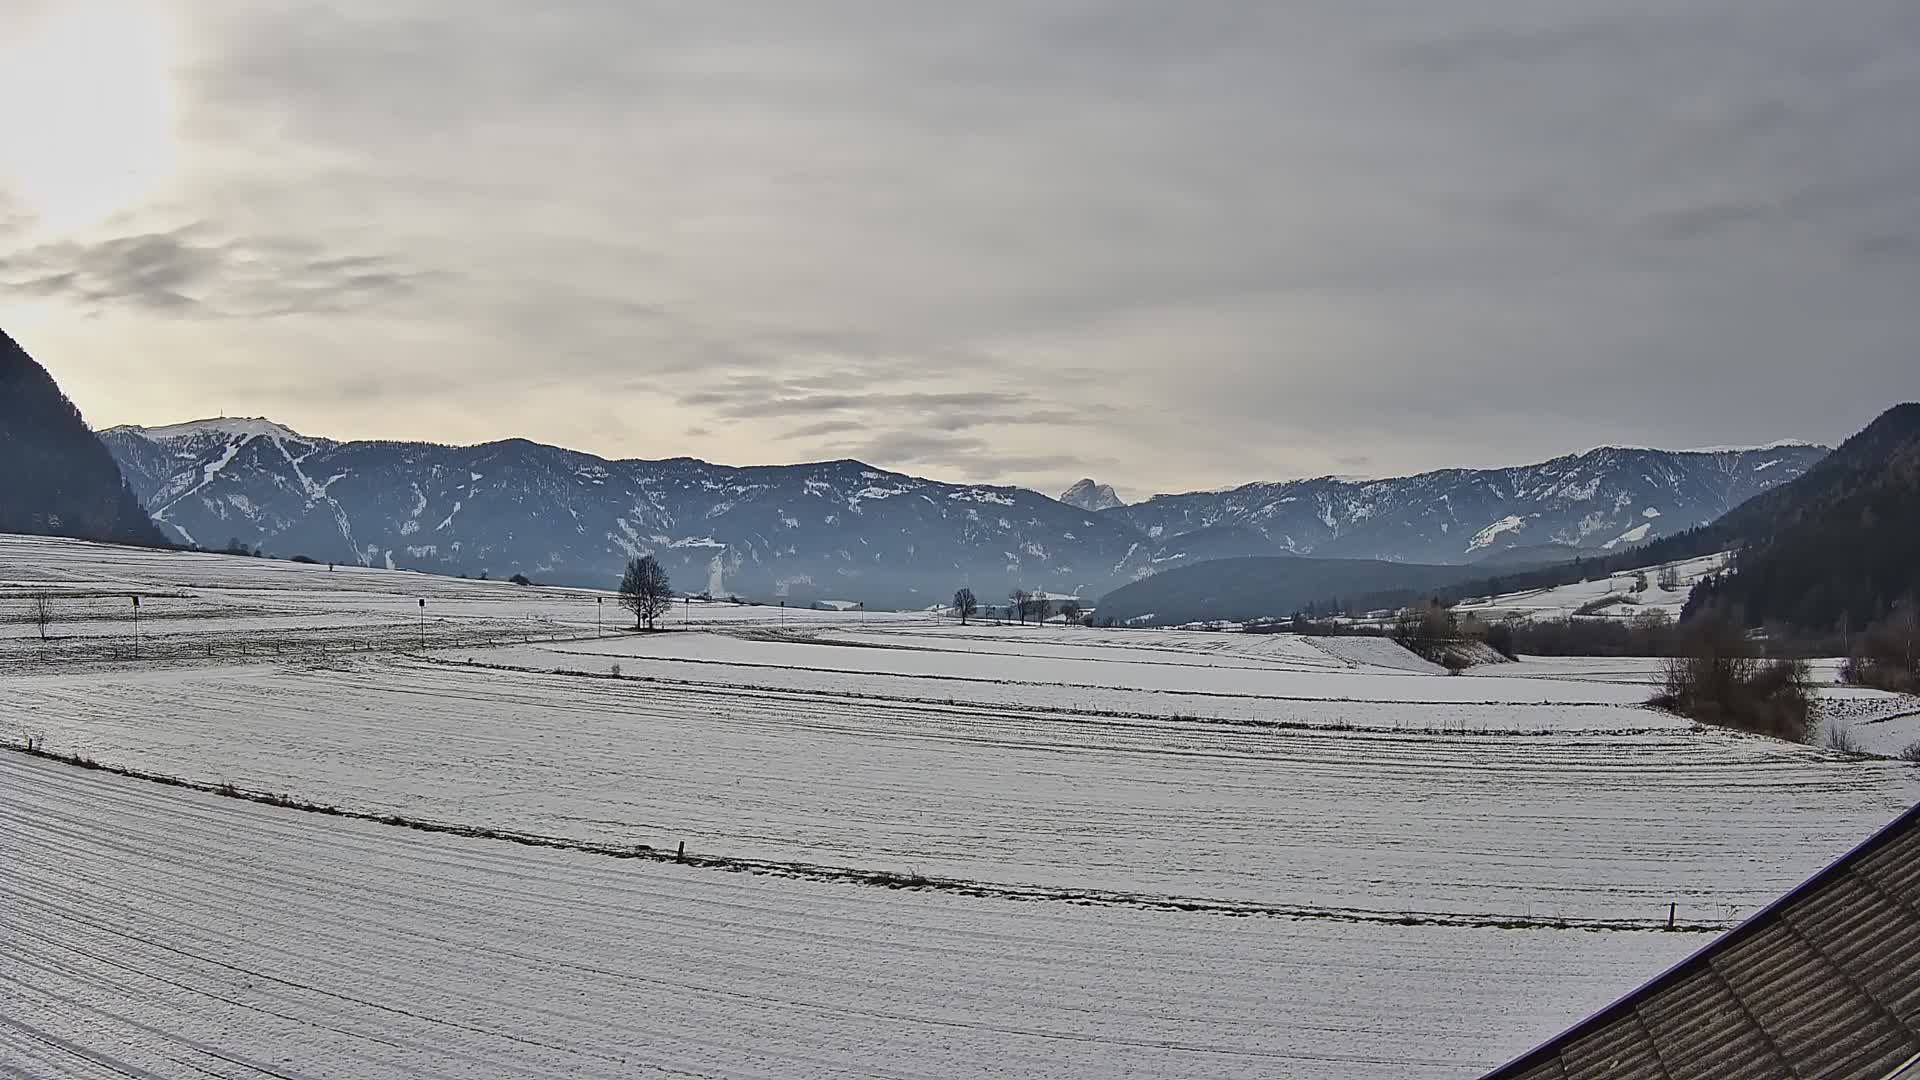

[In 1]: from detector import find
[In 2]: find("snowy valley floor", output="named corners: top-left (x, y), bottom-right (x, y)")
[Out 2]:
top-left (3, 750), bottom-right (1696, 1079)
top-left (4, 534), bottom-right (1920, 1077)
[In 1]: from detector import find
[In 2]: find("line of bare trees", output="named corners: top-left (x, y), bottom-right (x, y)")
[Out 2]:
top-left (950, 587), bottom-right (1084, 626)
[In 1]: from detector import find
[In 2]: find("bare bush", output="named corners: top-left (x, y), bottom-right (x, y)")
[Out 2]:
top-left (1898, 741), bottom-right (1920, 764)
top-left (1653, 610), bottom-right (1814, 742)
top-left (1822, 722), bottom-right (1864, 755)
top-left (1840, 602), bottom-right (1920, 694)
top-left (30, 593), bottom-right (52, 641)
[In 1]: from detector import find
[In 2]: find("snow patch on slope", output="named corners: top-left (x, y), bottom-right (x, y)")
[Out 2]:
top-left (1466, 515), bottom-right (1526, 552)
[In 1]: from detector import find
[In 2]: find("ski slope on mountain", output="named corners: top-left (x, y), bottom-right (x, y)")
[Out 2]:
top-left (1452, 552), bottom-right (1730, 622)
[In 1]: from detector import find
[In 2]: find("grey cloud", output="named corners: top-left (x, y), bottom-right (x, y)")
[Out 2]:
top-left (0, 226), bottom-right (431, 318)
top-left (953, 454), bottom-right (1106, 483)
top-left (775, 420), bottom-right (865, 441)
top-left (1856, 232), bottom-right (1920, 262)
top-left (685, 387), bottom-right (1029, 420)
top-left (820, 426), bottom-right (1108, 487)
top-left (1391, 14), bottom-right (1666, 74)
top-left (848, 430), bottom-right (989, 467)
top-left (16, 0), bottom-right (1920, 496)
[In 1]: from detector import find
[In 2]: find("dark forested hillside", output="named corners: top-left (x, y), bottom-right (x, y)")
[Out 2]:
top-left (1325, 405), bottom-right (1918, 628)
top-left (1685, 404), bottom-right (1920, 632)
top-left (0, 330), bottom-right (167, 547)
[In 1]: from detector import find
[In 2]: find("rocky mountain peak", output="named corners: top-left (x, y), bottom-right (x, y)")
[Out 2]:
top-left (1059, 478), bottom-right (1124, 512)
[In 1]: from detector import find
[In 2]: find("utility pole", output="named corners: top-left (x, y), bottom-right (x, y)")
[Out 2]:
top-left (131, 595), bottom-right (140, 659)
top-left (418, 598), bottom-right (426, 651)
top-left (597, 596), bottom-right (603, 638)
top-left (684, 594), bottom-right (690, 628)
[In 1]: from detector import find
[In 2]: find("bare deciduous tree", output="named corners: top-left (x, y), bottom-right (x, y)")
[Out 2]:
top-left (619, 556), bottom-right (673, 630)
top-left (1057, 599), bottom-right (1082, 625)
top-left (1009, 588), bottom-right (1031, 625)
top-left (1026, 593), bottom-right (1051, 624)
top-left (953, 587), bottom-right (978, 625)
top-left (31, 593), bottom-right (52, 641)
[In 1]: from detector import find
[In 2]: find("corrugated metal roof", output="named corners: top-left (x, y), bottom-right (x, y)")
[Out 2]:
top-left (1483, 803), bottom-right (1920, 1080)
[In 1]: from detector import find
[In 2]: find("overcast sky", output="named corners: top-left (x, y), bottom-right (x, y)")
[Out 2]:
top-left (2, 1), bottom-right (1916, 498)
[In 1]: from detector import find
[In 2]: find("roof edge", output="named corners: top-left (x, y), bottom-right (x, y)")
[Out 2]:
top-left (1480, 799), bottom-right (1920, 1079)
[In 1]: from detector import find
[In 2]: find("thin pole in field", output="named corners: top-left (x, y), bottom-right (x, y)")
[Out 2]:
top-left (131, 594), bottom-right (140, 659)
top-left (418, 598), bottom-right (425, 650)
top-left (597, 595), bottom-right (603, 637)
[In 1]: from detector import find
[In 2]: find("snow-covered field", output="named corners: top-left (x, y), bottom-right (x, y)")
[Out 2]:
top-left (0, 533), bottom-right (917, 662)
top-left (2, 751), bottom-right (1699, 1079)
top-left (1452, 551), bottom-right (1730, 623)
top-left (4, 533), bottom-right (1918, 1077)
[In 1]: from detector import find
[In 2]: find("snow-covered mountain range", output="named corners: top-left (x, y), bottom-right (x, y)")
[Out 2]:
top-left (1107, 444), bottom-right (1829, 566)
top-left (101, 418), bottom-right (1826, 605)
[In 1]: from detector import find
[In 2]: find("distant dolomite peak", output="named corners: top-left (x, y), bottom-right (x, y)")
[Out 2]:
top-left (1059, 478), bottom-right (1124, 512)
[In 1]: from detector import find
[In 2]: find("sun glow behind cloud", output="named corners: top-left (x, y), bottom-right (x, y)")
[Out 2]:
top-left (0, 0), bottom-right (179, 235)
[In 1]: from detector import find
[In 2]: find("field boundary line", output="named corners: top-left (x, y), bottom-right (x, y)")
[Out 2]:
top-left (428, 655), bottom-right (1676, 738)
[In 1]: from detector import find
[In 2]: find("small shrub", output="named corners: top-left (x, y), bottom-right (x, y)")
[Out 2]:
top-left (509, 573), bottom-right (533, 586)
top-left (1839, 604), bottom-right (1919, 692)
top-left (290, 554), bottom-right (318, 564)
top-left (30, 593), bottom-right (52, 641)
top-left (1898, 741), bottom-right (1920, 763)
top-left (1822, 722), bottom-right (1864, 755)
top-left (1842, 658), bottom-right (1918, 694)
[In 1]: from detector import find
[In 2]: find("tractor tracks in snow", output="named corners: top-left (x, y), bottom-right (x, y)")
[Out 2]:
top-left (3, 742), bottom-right (1725, 935)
